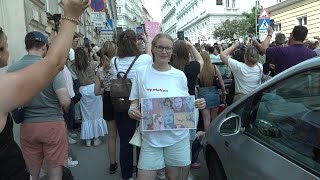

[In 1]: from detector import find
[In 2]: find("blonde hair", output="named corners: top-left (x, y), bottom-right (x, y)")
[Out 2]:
top-left (200, 51), bottom-right (216, 86)
top-left (101, 41), bottom-right (117, 71)
top-left (244, 47), bottom-right (259, 66)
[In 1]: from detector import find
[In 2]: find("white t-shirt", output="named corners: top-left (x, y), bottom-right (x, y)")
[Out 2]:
top-left (110, 54), bottom-right (153, 81)
top-left (67, 48), bottom-right (78, 80)
top-left (129, 64), bottom-right (190, 147)
top-left (228, 58), bottom-right (262, 94)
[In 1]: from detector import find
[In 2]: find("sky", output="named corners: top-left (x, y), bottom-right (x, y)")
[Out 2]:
top-left (144, 0), bottom-right (162, 22)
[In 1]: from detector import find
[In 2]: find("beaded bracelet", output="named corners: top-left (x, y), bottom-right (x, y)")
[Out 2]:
top-left (61, 16), bottom-right (78, 25)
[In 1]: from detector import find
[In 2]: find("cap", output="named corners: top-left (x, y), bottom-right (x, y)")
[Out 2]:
top-left (25, 31), bottom-right (48, 45)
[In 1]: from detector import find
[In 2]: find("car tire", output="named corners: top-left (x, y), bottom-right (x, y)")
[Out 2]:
top-left (205, 145), bottom-right (227, 180)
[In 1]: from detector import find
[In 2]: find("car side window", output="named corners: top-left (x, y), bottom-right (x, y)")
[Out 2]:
top-left (246, 69), bottom-right (320, 173)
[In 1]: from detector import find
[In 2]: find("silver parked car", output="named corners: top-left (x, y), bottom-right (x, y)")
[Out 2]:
top-left (204, 57), bottom-right (320, 180)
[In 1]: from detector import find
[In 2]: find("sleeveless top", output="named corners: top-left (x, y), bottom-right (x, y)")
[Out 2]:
top-left (0, 115), bottom-right (29, 180)
top-left (98, 67), bottom-right (112, 91)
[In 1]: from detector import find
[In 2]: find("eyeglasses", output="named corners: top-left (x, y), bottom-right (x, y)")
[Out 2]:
top-left (155, 45), bottom-right (173, 53)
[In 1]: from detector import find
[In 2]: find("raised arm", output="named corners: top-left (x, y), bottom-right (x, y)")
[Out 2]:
top-left (0, 0), bottom-right (89, 114)
top-left (254, 26), bottom-right (273, 54)
top-left (142, 33), bottom-right (152, 57)
top-left (220, 41), bottom-right (239, 65)
top-left (185, 40), bottom-right (204, 71)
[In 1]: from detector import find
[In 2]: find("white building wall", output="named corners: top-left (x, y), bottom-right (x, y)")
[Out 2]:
top-left (162, 0), bottom-right (280, 44)
top-left (116, 0), bottom-right (144, 31)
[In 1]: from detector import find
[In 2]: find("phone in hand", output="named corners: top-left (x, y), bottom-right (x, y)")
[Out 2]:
top-left (270, 20), bottom-right (275, 30)
top-left (136, 27), bottom-right (143, 40)
top-left (84, 38), bottom-right (89, 48)
top-left (177, 31), bottom-right (184, 40)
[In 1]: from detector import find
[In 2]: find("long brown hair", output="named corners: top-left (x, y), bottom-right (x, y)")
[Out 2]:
top-left (170, 40), bottom-right (190, 72)
top-left (200, 51), bottom-right (216, 86)
top-left (74, 47), bottom-right (89, 81)
top-left (101, 41), bottom-right (117, 71)
top-left (117, 30), bottom-right (140, 58)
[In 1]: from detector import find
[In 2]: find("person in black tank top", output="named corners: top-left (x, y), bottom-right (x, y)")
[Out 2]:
top-left (0, 115), bottom-right (29, 180)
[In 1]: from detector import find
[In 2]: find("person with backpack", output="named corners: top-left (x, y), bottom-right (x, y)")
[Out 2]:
top-left (109, 29), bottom-right (152, 180)
top-left (128, 33), bottom-right (206, 180)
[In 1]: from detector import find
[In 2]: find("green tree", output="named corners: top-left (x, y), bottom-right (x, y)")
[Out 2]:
top-left (242, 7), bottom-right (262, 35)
top-left (213, 7), bottom-right (261, 41)
top-left (213, 18), bottom-right (250, 42)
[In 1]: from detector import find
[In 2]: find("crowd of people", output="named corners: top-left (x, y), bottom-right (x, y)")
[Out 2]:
top-left (1, 0), bottom-right (320, 179)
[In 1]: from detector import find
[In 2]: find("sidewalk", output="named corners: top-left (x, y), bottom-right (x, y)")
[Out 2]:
top-left (13, 123), bottom-right (208, 180)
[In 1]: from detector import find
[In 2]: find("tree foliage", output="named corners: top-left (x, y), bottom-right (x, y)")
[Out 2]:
top-left (213, 7), bottom-right (261, 41)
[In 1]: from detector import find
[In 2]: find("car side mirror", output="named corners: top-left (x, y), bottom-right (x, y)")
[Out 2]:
top-left (219, 115), bottom-right (242, 136)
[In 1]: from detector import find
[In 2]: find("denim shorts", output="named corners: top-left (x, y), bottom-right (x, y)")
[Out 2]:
top-left (138, 137), bottom-right (191, 170)
top-left (198, 86), bottom-right (220, 108)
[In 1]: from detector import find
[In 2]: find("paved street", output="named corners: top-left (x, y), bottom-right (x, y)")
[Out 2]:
top-left (13, 123), bottom-right (209, 180)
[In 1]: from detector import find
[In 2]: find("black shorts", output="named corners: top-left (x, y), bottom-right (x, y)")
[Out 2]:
top-left (103, 91), bottom-right (115, 121)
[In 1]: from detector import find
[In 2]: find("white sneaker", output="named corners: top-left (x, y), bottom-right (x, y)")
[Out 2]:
top-left (68, 137), bottom-right (77, 145)
top-left (93, 138), bottom-right (102, 146)
top-left (68, 157), bottom-right (78, 168)
top-left (86, 140), bottom-right (91, 147)
top-left (69, 132), bottom-right (77, 138)
top-left (156, 171), bottom-right (165, 180)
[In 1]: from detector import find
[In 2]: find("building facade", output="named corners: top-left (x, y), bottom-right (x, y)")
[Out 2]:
top-left (267, 0), bottom-right (320, 39)
top-left (0, 0), bottom-right (114, 71)
top-left (116, 0), bottom-right (145, 31)
top-left (161, 0), bottom-right (281, 44)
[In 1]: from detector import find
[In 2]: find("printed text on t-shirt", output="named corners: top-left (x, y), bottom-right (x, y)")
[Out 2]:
top-left (147, 88), bottom-right (168, 92)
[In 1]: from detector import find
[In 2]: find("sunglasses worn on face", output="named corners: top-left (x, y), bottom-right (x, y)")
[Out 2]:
top-left (155, 45), bottom-right (173, 53)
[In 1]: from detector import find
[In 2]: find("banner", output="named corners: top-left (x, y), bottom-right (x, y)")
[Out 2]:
top-left (144, 21), bottom-right (161, 39)
top-left (141, 96), bottom-right (196, 131)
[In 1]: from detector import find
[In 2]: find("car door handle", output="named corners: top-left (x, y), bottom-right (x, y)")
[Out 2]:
top-left (225, 141), bottom-right (230, 147)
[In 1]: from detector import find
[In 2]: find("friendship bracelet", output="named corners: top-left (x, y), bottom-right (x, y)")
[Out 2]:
top-left (61, 16), bottom-right (78, 25)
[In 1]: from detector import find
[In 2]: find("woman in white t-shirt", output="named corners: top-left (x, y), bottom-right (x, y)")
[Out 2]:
top-left (128, 33), bottom-right (206, 180)
top-left (220, 41), bottom-right (262, 102)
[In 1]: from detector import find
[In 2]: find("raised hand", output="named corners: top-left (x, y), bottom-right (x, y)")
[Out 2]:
top-left (63, 0), bottom-right (90, 19)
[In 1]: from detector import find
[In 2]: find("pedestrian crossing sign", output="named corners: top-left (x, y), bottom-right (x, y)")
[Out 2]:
top-left (259, 18), bottom-right (270, 30)
top-left (101, 19), bottom-right (113, 32)
top-left (259, 8), bottom-right (271, 19)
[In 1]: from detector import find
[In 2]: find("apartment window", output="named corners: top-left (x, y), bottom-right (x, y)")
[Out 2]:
top-left (274, 23), bottom-right (281, 31)
top-left (226, 0), bottom-right (236, 8)
top-left (216, 0), bottom-right (223, 5)
top-left (297, 16), bottom-right (307, 26)
top-left (117, 7), bottom-right (121, 13)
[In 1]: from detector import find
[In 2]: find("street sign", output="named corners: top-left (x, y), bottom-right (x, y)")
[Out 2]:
top-left (259, 30), bottom-right (268, 41)
top-left (258, 8), bottom-right (271, 19)
top-left (258, 18), bottom-right (270, 30)
top-left (90, 12), bottom-right (106, 24)
top-left (90, 0), bottom-right (105, 12)
top-left (201, 35), bottom-right (207, 41)
top-left (100, 19), bottom-right (113, 32)
top-left (258, 8), bottom-right (271, 40)
top-left (94, 22), bottom-right (104, 28)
